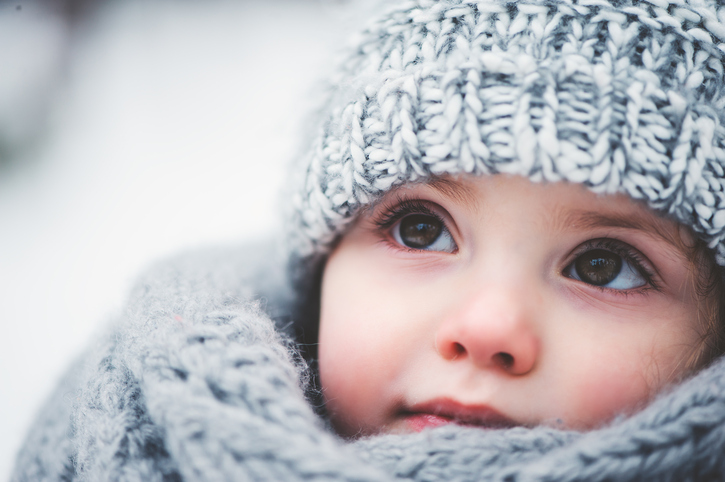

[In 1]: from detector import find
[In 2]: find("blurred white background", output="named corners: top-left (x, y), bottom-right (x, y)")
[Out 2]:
top-left (0, 0), bottom-right (375, 478)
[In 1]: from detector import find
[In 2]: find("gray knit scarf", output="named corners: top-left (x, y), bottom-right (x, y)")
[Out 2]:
top-left (11, 243), bottom-right (725, 481)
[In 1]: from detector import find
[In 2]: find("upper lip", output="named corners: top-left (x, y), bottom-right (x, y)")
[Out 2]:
top-left (404, 398), bottom-right (518, 429)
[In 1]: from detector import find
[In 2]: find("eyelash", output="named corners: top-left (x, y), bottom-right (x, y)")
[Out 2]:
top-left (566, 238), bottom-right (660, 294)
top-left (372, 198), bottom-right (454, 251)
top-left (372, 199), bottom-right (661, 295)
top-left (374, 199), bottom-right (439, 228)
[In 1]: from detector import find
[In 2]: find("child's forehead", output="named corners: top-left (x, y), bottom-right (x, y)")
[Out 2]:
top-left (382, 175), bottom-right (693, 251)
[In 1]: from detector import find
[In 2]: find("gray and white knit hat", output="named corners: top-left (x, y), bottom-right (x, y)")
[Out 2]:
top-left (289, 0), bottom-right (725, 268)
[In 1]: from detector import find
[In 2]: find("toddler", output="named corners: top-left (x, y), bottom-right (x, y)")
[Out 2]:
top-left (13, 0), bottom-right (725, 480)
top-left (319, 175), bottom-right (721, 436)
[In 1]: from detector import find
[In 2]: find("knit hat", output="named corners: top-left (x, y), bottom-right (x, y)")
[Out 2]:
top-left (289, 0), bottom-right (725, 270)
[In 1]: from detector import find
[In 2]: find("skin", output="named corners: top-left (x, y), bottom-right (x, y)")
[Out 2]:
top-left (318, 175), bottom-right (705, 437)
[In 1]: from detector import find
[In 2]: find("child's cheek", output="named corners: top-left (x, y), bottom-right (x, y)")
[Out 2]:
top-left (318, 329), bottom-right (377, 435)
top-left (318, 241), bottom-right (399, 436)
top-left (551, 336), bottom-right (660, 428)
top-left (548, 286), bottom-right (701, 428)
top-left (319, 308), bottom-right (406, 436)
top-left (566, 366), bottom-right (650, 428)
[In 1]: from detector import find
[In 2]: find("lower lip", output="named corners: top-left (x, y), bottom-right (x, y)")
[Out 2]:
top-left (406, 413), bottom-right (454, 432)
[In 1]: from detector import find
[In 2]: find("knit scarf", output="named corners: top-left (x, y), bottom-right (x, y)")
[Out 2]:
top-left (12, 244), bottom-right (725, 481)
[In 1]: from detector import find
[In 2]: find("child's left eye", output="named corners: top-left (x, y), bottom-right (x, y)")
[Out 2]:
top-left (564, 247), bottom-right (646, 290)
top-left (391, 213), bottom-right (457, 253)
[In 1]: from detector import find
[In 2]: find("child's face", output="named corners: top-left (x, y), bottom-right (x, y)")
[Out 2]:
top-left (318, 175), bottom-right (705, 437)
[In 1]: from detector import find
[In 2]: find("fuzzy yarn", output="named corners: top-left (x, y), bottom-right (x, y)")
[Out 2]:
top-left (11, 243), bottom-right (725, 481)
top-left (12, 246), bottom-right (385, 481)
top-left (290, 0), bottom-right (725, 265)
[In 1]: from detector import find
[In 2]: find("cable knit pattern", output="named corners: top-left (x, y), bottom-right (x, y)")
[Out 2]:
top-left (290, 0), bottom-right (725, 265)
top-left (12, 244), bottom-right (725, 481)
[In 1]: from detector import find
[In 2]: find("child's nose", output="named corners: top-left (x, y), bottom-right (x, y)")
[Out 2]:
top-left (435, 286), bottom-right (539, 376)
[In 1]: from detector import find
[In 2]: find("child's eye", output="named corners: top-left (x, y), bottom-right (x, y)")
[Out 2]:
top-left (564, 247), bottom-right (646, 290)
top-left (392, 213), bottom-right (456, 253)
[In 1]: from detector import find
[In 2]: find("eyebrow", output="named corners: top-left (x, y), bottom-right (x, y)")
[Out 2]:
top-left (423, 177), bottom-right (479, 211)
top-left (558, 208), bottom-right (687, 252)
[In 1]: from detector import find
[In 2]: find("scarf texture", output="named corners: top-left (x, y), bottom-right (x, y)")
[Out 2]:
top-left (11, 244), bottom-right (725, 481)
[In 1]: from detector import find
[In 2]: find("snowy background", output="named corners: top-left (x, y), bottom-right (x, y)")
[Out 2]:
top-left (0, 0), bottom-right (376, 478)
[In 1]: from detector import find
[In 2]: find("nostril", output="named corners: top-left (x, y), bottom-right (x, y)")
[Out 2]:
top-left (493, 352), bottom-right (514, 370)
top-left (453, 342), bottom-right (465, 356)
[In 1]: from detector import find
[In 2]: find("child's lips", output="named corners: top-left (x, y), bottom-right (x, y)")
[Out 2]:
top-left (403, 398), bottom-right (517, 432)
top-left (405, 413), bottom-right (454, 432)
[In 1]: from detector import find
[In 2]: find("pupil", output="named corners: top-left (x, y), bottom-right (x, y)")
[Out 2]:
top-left (574, 249), bottom-right (622, 286)
top-left (399, 214), bottom-right (441, 248)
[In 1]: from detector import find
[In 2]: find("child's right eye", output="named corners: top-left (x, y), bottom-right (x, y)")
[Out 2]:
top-left (392, 213), bottom-right (456, 253)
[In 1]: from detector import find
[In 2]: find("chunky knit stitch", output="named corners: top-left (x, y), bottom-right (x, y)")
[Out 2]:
top-left (12, 243), bottom-right (725, 481)
top-left (12, 246), bottom-right (388, 481)
top-left (13, 0), bottom-right (725, 481)
top-left (290, 0), bottom-right (725, 266)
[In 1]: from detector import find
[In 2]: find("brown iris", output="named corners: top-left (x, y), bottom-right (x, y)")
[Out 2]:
top-left (574, 249), bottom-right (622, 286)
top-left (399, 214), bottom-right (442, 248)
